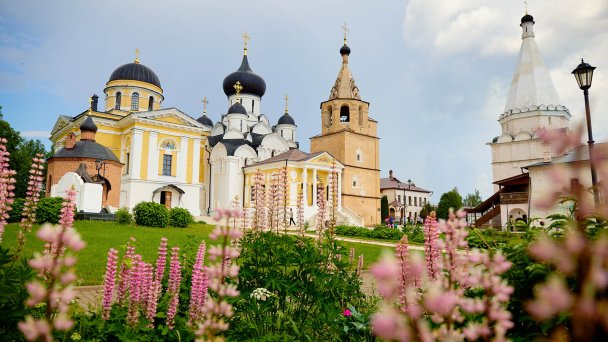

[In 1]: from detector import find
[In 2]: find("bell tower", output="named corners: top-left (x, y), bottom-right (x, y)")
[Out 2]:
top-left (310, 26), bottom-right (380, 226)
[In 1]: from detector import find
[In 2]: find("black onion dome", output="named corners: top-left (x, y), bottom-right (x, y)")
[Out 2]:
top-left (340, 44), bottom-right (351, 56)
top-left (196, 114), bottom-right (214, 127)
top-left (277, 112), bottom-right (296, 125)
top-left (222, 55), bottom-right (266, 97)
top-left (80, 116), bottom-right (98, 133)
top-left (227, 102), bottom-right (248, 115)
top-left (109, 62), bottom-right (161, 88)
top-left (521, 14), bottom-right (534, 23)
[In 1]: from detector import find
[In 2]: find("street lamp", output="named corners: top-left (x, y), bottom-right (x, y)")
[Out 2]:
top-left (572, 59), bottom-right (600, 205)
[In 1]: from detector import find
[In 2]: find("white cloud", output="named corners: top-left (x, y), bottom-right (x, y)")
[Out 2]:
top-left (21, 130), bottom-right (49, 138)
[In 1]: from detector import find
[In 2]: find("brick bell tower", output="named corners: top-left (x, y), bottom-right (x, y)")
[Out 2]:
top-left (310, 26), bottom-right (380, 226)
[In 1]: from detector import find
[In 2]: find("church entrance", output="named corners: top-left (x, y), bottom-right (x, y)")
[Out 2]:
top-left (160, 191), bottom-right (172, 209)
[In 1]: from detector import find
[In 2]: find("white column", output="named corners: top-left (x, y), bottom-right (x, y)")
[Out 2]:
top-left (209, 162), bottom-right (215, 211)
top-left (312, 168), bottom-right (317, 206)
top-left (147, 131), bottom-right (158, 180)
top-left (131, 129), bottom-right (144, 179)
top-left (177, 136), bottom-right (189, 182)
top-left (191, 138), bottom-right (201, 184)
top-left (302, 168), bottom-right (308, 206)
top-left (337, 170), bottom-right (342, 208)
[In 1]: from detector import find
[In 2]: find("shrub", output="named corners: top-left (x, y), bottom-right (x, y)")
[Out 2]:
top-left (229, 232), bottom-right (370, 341)
top-left (132, 201), bottom-right (169, 228)
top-left (115, 207), bottom-right (133, 225)
top-left (8, 198), bottom-right (25, 223)
top-left (36, 197), bottom-right (64, 224)
top-left (169, 207), bottom-right (193, 228)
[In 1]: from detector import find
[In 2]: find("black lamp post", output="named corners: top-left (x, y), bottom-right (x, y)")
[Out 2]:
top-left (572, 59), bottom-right (600, 205)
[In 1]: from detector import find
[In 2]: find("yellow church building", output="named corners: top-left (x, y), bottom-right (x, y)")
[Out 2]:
top-left (47, 32), bottom-right (381, 226)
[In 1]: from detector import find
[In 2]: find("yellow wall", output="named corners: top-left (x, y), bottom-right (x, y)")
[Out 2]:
top-left (104, 79), bottom-right (163, 113)
top-left (186, 138), bottom-right (194, 183)
top-left (140, 131), bottom-right (149, 179)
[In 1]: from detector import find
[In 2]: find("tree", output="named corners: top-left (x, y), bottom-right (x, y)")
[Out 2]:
top-left (436, 187), bottom-right (463, 220)
top-left (463, 189), bottom-right (482, 207)
top-left (380, 195), bottom-right (389, 222)
top-left (0, 108), bottom-right (48, 198)
top-left (420, 202), bottom-right (434, 220)
top-left (13, 139), bottom-right (48, 198)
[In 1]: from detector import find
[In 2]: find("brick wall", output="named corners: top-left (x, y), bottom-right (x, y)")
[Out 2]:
top-left (46, 158), bottom-right (123, 209)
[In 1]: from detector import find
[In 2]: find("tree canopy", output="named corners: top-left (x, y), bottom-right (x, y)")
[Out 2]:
top-left (436, 187), bottom-right (463, 219)
top-left (464, 189), bottom-right (482, 207)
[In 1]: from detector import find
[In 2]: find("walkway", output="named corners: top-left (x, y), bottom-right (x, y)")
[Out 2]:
top-left (285, 231), bottom-right (426, 251)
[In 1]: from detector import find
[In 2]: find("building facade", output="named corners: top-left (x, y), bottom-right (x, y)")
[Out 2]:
top-left (310, 38), bottom-right (381, 226)
top-left (380, 170), bottom-right (432, 223)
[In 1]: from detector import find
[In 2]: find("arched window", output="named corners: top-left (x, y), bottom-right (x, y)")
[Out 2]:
top-left (115, 92), bottom-right (121, 109)
top-left (131, 92), bottom-right (139, 110)
top-left (340, 105), bottom-right (350, 122)
top-left (148, 96), bottom-right (154, 111)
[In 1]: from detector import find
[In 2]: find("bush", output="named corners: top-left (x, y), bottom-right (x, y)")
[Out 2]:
top-left (36, 197), bottom-right (64, 224)
top-left (8, 198), bottom-right (25, 223)
top-left (115, 207), bottom-right (133, 225)
top-left (229, 232), bottom-right (371, 341)
top-left (335, 225), bottom-right (404, 241)
top-left (169, 207), bottom-right (193, 228)
top-left (132, 201), bottom-right (169, 228)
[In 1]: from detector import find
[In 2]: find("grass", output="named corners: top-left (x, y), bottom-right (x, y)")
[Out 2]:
top-left (2, 221), bottom-right (215, 286)
top-left (3, 221), bottom-right (399, 285)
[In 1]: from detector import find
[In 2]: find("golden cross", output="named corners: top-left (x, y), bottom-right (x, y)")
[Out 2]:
top-left (284, 94), bottom-right (289, 113)
top-left (341, 23), bottom-right (349, 43)
top-left (202, 97), bottom-right (208, 113)
top-left (242, 32), bottom-right (250, 54)
top-left (233, 81), bottom-right (243, 98)
top-left (524, 1), bottom-right (528, 14)
top-left (89, 96), bottom-right (93, 112)
top-left (135, 48), bottom-right (140, 64)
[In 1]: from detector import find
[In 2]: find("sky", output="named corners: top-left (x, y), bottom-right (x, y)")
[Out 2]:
top-left (1, 0), bottom-right (607, 202)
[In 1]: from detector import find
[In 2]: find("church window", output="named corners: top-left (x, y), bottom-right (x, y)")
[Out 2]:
top-left (352, 180), bottom-right (357, 187)
top-left (548, 116), bottom-right (552, 125)
top-left (131, 92), bottom-right (139, 110)
top-left (252, 100), bottom-right (254, 113)
top-left (414, 197), bottom-right (417, 206)
top-left (148, 96), bottom-right (154, 111)
top-left (408, 196), bottom-right (412, 205)
top-left (325, 106), bottom-right (332, 127)
top-left (340, 105), bottom-right (350, 122)
top-left (115, 92), bottom-right (121, 109)
top-left (356, 149), bottom-right (362, 162)
top-left (358, 106), bottom-right (364, 125)
top-left (398, 195), bottom-right (401, 202)
top-left (160, 139), bottom-right (176, 150)
top-left (123, 152), bottom-right (130, 175)
top-left (162, 155), bottom-right (172, 176)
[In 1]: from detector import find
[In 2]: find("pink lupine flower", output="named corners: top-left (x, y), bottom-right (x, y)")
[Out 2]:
top-left (0, 138), bottom-right (16, 243)
top-left (127, 254), bottom-right (143, 326)
top-left (527, 275), bottom-right (573, 320)
top-left (19, 189), bottom-right (85, 341)
top-left (117, 237), bottom-right (137, 303)
top-left (423, 211), bottom-right (440, 279)
top-left (189, 241), bottom-right (208, 325)
top-left (356, 254), bottom-right (364, 277)
top-left (166, 247), bottom-right (181, 330)
top-left (15, 154), bottom-right (45, 252)
top-left (102, 248), bottom-right (118, 320)
top-left (195, 208), bottom-right (242, 341)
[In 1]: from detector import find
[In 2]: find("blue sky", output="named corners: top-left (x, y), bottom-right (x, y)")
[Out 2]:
top-left (1, 0), bottom-right (607, 202)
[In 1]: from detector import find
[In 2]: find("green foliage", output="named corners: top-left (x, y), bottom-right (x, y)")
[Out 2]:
top-left (169, 207), bottom-right (193, 228)
top-left (36, 197), bottom-right (64, 224)
top-left (463, 189), bottom-right (482, 207)
top-left (436, 187), bottom-right (463, 219)
top-left (0, 245), bottom-right (36, 340)
top-left (115, 207), bottom-right (133, 225)
top-left (132, 201), bottom-right (170, 228)
top-left (8, 198), bottom-right (25, 223)
top-left (466, 228), bottom-right (524, 249)
top-left (402, 224), bottom-right (425, 244)
top-left (0, 115), bottom-right (48, 199)
top-left (420, 202), bottom-right (433, 220)
top-left (336, 225), bottom-right (403, 240)
top-left (380, 195), bottom-right (389, 222)
top-left (229, 232), bottom-right (371, 341)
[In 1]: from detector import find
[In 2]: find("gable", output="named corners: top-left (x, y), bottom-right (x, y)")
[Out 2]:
top-left (154, 115), bottom-right (190, 125)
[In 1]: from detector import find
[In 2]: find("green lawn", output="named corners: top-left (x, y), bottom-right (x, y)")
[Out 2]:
top-left (2, 222), bottom-right (407, 285)
top-left (2, 221), bottom-right (215, 286)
